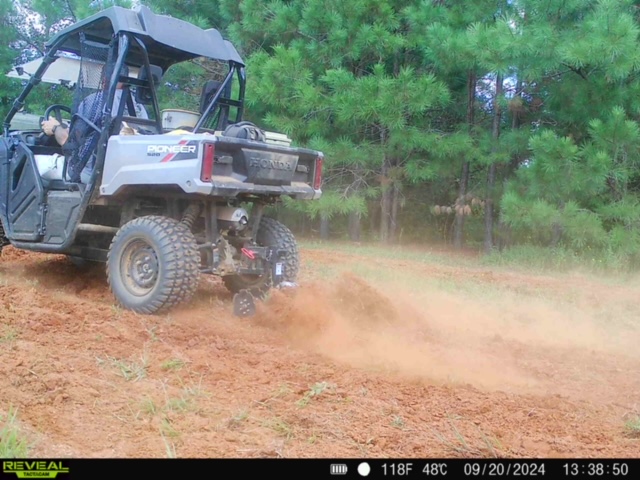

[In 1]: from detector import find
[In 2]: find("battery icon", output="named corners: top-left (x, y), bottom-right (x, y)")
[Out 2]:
top-left (331, 464), bottom-right (348, 475)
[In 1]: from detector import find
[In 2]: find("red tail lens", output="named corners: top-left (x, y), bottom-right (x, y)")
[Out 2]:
top-left (314, 155), bottom-right (323, 190)
top-left (201, 143), bottom-right (215, 182)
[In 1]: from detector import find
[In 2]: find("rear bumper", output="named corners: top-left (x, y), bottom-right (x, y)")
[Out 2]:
top-left (208, 176), bottom-right (321, 199)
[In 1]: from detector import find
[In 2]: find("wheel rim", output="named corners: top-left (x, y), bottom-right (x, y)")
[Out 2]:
top-left (120, 238), bottom-right (159, 296)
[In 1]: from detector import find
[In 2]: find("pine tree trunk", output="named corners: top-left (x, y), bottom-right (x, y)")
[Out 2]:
top-left (551, 223), bottom-right (562, 247)
top-left (498, 77), bottom-right (523, 251)
top-left (453, 161), bottom-right (469, 248)
top-left (507, 77), bottom-right (524, 175)
top-left (369, 200), bottom-right (377, 239)
top-left (484, 163), bottom-right (497, 253)
top-left (348, 210), bottom-right (361, 241)
top-left (454, 70), bottom-right (476, 249)
top-left (484, 72), bottom-right (504, 254)
top-left (389, 182), bottom-right (400, 243)
top-left (380, 160), bottom-right (392, 243)
top-left (379, 127), bottom-right (391, 244)
top-left (551, 201), bottom-right (565, 247)
top-left (320, 215), bottom-right (329, 240)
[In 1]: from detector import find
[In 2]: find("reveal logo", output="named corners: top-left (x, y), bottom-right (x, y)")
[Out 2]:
top-left (3, 461), bottom-right (69, 478)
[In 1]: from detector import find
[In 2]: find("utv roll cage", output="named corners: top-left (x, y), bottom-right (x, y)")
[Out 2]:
top-left (2, 4), bottom-right (246, 137)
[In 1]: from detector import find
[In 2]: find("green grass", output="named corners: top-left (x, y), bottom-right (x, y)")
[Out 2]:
top-left (301, 238), bottom-right (640, 281)
top-left (300, 239), bottom-right (475, 268)
top-left (161, 433), bottom-right (177, 458)
top-left (624, 416), bottom-right (640, 438)
top-left (96, 353), bottom-right (149, 382)
top-left (0, 407), bottom-right (30, 457)
top-left (263, 417), bottom-right (294, 439)
top-left (0, 326), bottom-right (18, 344)
top-left (430, 417), bottom-right (502, 458)
top-left (136, 376), bottom-right (210, 423)
top-left (296, 381), bottom-right (332, 407)
top-left (481, 245), bottom-right (640, 279)
top-left (391, 415), bottom-right (405, 429)
top-left (161, 359), bottom-right (186, 371)
top-left (300, 241), bottom-right (640, 314)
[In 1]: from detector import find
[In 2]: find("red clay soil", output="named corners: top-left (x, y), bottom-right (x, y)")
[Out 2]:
top-left (0, 245), bottom-right (639, 458)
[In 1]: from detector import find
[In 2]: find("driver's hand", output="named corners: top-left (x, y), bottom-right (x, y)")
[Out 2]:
top-left (41, 116), bottom-right (60, 136)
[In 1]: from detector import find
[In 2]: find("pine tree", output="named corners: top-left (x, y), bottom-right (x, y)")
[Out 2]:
top-left (219, 0), bottom-right (451, 242)
top-left (500, 0), bottom-right (640, 263)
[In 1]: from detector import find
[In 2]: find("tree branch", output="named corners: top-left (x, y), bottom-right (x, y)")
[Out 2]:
top-left (13, 31), bottom-right (44, 57)
top-left (562, 63), bottom-right (589, 81)
top-left (65, 0), bottom-right (77, 23)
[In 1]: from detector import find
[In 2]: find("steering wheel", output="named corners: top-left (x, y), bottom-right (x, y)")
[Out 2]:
top-left (39, 104), bottom-right (72, 143)
top-left (43, 104), bottom-right (71, 124)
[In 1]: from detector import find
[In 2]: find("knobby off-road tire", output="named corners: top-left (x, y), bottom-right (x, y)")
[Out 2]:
top-left (222, 216), bottom-right (299, 298)
top-left (107, 215), bottom-right (201, 314)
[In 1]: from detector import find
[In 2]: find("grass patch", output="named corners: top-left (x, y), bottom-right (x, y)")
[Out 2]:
top-left (161, 359), bottom-right (186, 371)
top-left (296, 381), bottom-right (333, 407)
top-left (299, 240), bottom-right (475, 268)
top-left (301, 238), bottom-right (640, 281)
top-left (263, 417), bottom-right (294, 439)
top-left (160, 417), bottom-right (179, 438)
top-left (140, 397), bottom-right (158, 416)
top-left (96, 353), bottom-right (149, 382)
top-left (110, 305), bottom-right (123, 319)
top-left (0, 406), bottom-right (30, 457)
top-left (137, 376), bottom-right (209, 422)
top-left (0, 326), bottom-right (17, 344)
top-left (481, 245), bottom-right (638, 278)
top-left (391, 415), bottom-right (405, 429)
top-left (227, 409), bottom-right (249, 429)
top-left (624, 415), bottom-right (640, 438)
top-left (161, 434), bottom-right (177, 458)
top-left (177, 375), bottom-right (210, 400)
top-left (431, 417), bottom-right (503, 458)
top-left (165, 397), bottom-right (191, 413)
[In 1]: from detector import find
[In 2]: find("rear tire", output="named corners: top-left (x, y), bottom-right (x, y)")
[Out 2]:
top-left (0, 222), bottom-right (9, 257)
top-left (107, 215), bottom-right (201, 314)
top-left (222, 216), bottom-right (299, 297)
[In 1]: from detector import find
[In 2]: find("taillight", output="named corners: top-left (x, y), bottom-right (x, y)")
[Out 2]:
top-left (313, 155), bottom-right (323, 190)
top-left (201, 143), bottom-right (215, 182)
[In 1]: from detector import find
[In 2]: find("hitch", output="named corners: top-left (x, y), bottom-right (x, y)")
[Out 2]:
top-left (232, 247), bottom-right (297, 317)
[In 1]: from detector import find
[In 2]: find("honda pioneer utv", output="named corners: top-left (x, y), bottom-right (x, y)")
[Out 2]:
top-left (0, 5), bottom-right (323, 315)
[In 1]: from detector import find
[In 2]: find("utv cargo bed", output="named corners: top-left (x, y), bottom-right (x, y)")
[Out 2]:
top-left (100, 133), bottom-right (323, 199)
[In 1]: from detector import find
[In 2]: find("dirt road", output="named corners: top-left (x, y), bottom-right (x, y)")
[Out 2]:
top-left (0, 243), bottom-right (639, 458)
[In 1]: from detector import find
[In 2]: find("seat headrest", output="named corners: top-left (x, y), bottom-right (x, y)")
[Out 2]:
top-left (200, 80), bottom-right (222, 114)
top-left (135, 64), bottom-right (163, 104)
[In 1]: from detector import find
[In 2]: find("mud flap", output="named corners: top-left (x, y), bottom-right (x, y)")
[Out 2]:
top-left (233, 289), bottom-right (255, 317)
top-left (271, 248), bottom-right (286, 288)
top-left (272, 252), bottom-right (298, 290)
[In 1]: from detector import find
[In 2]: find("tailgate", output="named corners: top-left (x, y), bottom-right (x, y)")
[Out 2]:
top-left (212, 137), bottom-right (320, 187)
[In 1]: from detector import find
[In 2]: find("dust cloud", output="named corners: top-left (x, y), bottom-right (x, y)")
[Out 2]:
top-left (255, 272), bottom-right (640, 397)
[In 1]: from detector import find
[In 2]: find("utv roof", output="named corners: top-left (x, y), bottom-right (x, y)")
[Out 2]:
top-left (44, 5), bottom-right (244, 71)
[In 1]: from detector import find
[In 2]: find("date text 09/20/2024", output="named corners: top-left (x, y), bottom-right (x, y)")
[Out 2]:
top-left (378, 461), bottom-right (632, 476)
